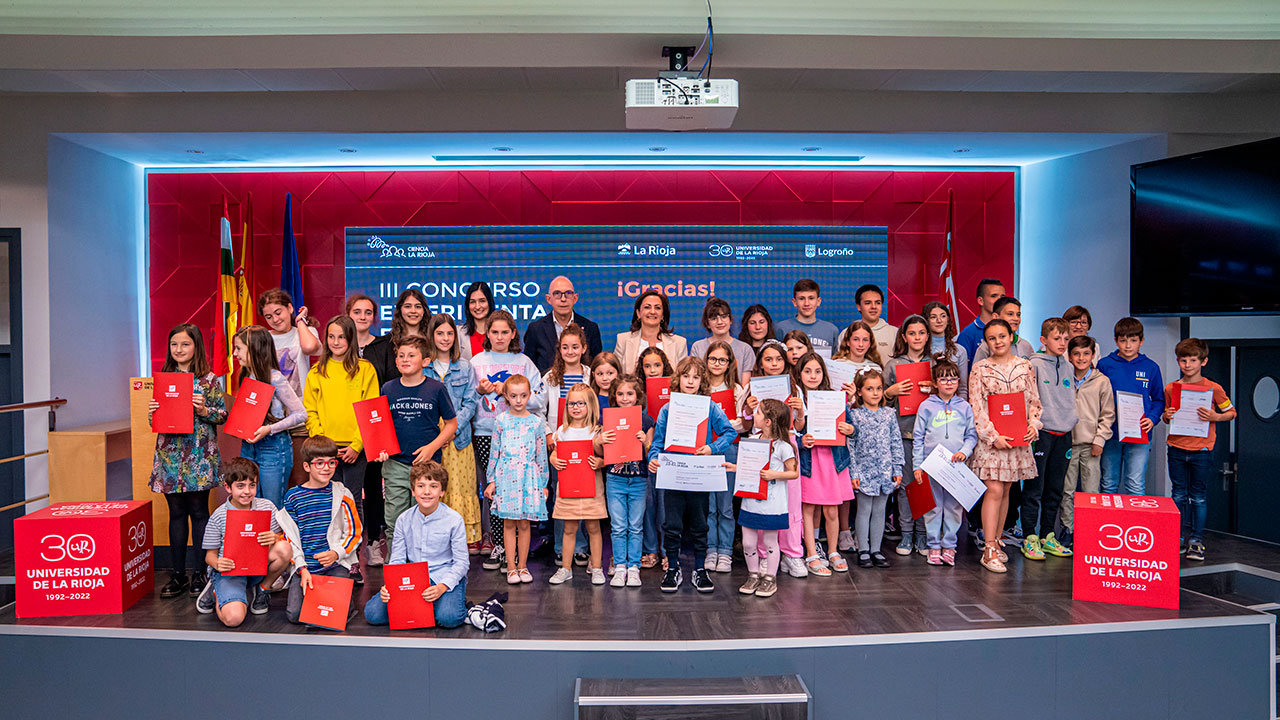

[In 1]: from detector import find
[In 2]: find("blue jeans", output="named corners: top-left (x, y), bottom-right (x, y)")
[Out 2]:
top-left (707, 443), bottom-right (738, 555)
top-left (606, 472), bottom-right (648, 568)
top-left (1168, 446), bottom-right (1213, 543)
top-left (1100, 438), bottom-right (1150, 496)
top-left (209, 568), bottom-right (264, 609)
top-left (642, 470), bottom-right (665, 555)
top-left (363, 576), bottom-right (468, 629)
top-left (240, 431), bottom-right (294, 510)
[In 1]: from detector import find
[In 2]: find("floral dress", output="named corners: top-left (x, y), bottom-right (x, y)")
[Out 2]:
top-left (969, 357), bottom-right (1043, 483)
top-left (490, 411), bottom-right (550, 521)
top-left (149, 373), bottom-right (227, 494)
top-left (847, 406), bottom-right (905, 496)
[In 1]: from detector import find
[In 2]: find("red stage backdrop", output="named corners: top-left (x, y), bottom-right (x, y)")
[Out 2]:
top-left (147, 170), bottom-right (1014, 370)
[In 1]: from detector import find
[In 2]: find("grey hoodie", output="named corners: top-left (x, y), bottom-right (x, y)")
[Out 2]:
top-left (1029, 352), bottom-right (1079, 433)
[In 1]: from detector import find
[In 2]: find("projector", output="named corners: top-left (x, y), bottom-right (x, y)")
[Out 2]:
top-left (625, 78), bottom-right (739, 131)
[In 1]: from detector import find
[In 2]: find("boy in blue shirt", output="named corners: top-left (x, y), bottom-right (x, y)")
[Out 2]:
top-left (377, 336), bottom-right (458, 550)
top-left (774, 279), bottom-right (839, 353)
top-left (955, 278), bottom-right (1005, 361)
top-left (1097, 317), bottom-right (1164, 495)
top-left (365, 461), bottom-right (470, 628)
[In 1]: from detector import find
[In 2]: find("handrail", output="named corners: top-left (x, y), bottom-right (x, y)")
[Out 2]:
top-left (0, 494), bottom-right (48, 513)
top-left (0, 398), bottom-right (66, 414)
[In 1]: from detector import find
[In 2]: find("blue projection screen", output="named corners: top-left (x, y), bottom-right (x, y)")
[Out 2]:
top-left (344, 226), bottom-right (888, 338)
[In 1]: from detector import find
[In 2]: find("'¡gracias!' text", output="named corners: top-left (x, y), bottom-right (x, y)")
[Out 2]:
top-left (617, 280), bottom-right (716, 298)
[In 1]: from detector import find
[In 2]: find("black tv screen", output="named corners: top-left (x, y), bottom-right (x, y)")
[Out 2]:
top-left (1131, 137), bottom-right (1280, 315)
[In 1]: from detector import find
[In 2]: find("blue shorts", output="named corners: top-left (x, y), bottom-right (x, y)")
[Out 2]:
top-left (210, 569), bottom-right (264, 609)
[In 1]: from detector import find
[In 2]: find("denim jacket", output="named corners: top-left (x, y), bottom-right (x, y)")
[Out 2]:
top-left (425, 358), bottom-right (480, 450)
top-left (647, 401), bottom-right (738, 463)
top-left (796, 406), bottom-right (853, 477)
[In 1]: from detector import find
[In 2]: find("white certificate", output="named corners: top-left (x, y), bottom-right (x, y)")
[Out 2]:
top-left (806, 390), bottom-right (846, 443)
top-left (656, 453), bottom-right (728, 492)
top-left (1116, 390), bottom-right (1146, 442)
top-left (733, 438), bottom-right (772, 494)
top-left (814, 346), bottom-right (833, 360)
top-left (663, 392), bottom-right (711, 450)
top-left (920, 444), bottom-right (986, 511)
top-left (826, 360), bottom-right (859, 396)
top-left (1170, 386), bottom-right (1212, 438)
top-left (750, 374), bottom-right (792, 403)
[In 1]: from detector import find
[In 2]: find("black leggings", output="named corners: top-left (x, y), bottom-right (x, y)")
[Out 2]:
top-left (475, 436), bottom-right (502, 543)
top-left (165, 490), bottom-right (211, 577)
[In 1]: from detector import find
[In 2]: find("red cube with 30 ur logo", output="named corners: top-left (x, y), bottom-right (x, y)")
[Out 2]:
top-left (1072, 493), bottom-right (1180, 610)
top-left (14, 501), bottom-right (153, 618)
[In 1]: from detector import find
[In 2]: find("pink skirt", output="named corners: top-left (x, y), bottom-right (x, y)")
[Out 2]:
top-left (800, 447), bottom-right (855, 505)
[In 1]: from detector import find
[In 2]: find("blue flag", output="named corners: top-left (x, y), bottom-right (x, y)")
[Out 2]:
top-left (280, 192), bottom-right (305, 308)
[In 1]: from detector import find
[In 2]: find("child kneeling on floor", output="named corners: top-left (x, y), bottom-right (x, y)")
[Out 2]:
top-left (365, 461), bottom-right (470, 628)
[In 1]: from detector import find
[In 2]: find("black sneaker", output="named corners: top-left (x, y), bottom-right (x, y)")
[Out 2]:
top-left (814, 543), bottom-right (828, 562)
top-left (692, 568), bottom-right (715, 593)
top-left (483, 543), bottom-right (505, 570)
top-left (250, 584), bottom-right (271, 615)
top-left (189, 571), bottom-right (207, 597)
top-left (160, 574), bottom-right (189, 598)
top-left (660, 567), bottom-right (683, 593)
top-left (1179, 537), bottom-right (1188, 555)
top-left (857, 551), bottom-right (873, 568)
top-left (554, 552), bottom-right (563, 566)
top-left (1186, 541), bottom-right (1206, 562)
top-left (871, 552), bottom-right (891, 568)
top-left (573, 552), bottom-right (589, 567)
top-left (195, 579), bottom-right (216, 614)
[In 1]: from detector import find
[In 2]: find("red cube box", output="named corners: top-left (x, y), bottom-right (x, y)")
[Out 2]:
top-left (1072, 493), bottom-right (1180, 610)
top-left (15, 500), bottom-right (154, 618)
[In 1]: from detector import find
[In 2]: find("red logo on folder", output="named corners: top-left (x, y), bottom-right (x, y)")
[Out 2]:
top-left (222, 509), bottom-right (270, 576)
top-left (151, 372), bottom-right (194, 434)
top-left (299, 574), bottom-right (354, 631)
top-left (354, 395), bottom-right (401, 461)
top-left (602, 407), bottom-right (643, 464)
top-left (386, 561), bottom-right (436, 629)
top-left (225, 378), bottom-right (275, 441)
top-left (557, 439), bottom-right (597, 498)
top-left (988, 392), bottom-right (1029, 447)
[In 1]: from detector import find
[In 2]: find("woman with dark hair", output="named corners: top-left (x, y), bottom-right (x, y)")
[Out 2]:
top-left (363, 288), bottom-right (428, 387)
top-left (463, 281), bottom-right (496, 361)
top-left (345, 293), bottom-right (379, 358)
top-left (613, 289), bottom-right (688, 374)
top-left (922, 301), bottom-right (969, 399)
top-left (738, 304), bottom-right (775, 351)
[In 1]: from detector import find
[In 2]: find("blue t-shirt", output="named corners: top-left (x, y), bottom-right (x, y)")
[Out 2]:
top-left (382, 377), bottom-right (457, 465)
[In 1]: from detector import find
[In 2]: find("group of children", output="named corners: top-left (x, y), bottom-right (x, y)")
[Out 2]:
top-left (146, 276), bottom-right (1237, 627)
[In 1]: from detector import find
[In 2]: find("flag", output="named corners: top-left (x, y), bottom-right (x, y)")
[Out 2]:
top-left (280, 192), bottom-right (305, 310)
top-left (236, 193), bottom-right (254, 328)
top-left (939, 188), bottom-right (959, 324)
top-left (212, 198), bottom-right (238, 377)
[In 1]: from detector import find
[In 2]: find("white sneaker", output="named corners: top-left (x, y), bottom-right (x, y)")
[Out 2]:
top-left (610, 567), bottom-right (627, 587)
top-left (626, 566), bottom-right (642, 587)
top-left (704, 552), bottom-right (719, 571)
top-left (715, 554), bottom-right (732, 573)
top-left (838, 530), bottom-right (857, 552)
top-left (783, 555), bottom-right (809, 578)
top-left (590, 568), bottom-right (607, 585)
top-left (549, 568), bottom-right (573, 585)
top-left (367, 539), bottom-right (385, 567)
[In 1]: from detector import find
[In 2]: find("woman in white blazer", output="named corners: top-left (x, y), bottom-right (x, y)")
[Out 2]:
top-left (613, 289), bottom-right (688, 375)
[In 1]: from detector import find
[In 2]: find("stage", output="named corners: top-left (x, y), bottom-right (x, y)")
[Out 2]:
top-left (1, 531), bottom-right (1275, 719)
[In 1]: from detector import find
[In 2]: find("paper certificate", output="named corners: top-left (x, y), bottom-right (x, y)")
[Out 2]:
top-left (806, 390), bottom-right (846, 445)
top-left (919, 444), bottom-right (986, 511)
top-left (663, 392), bottom-right (711, 452)
top-left (826, 361), bottom-right (859, 396)
top-left (1116, 390), bottom-right (1148, 443)
top-left (1170, 386), bottom-right (1212, 438)
top-left (750, 374), bottom-right (791, 404)
top-left (733, 438), bottom-right (772, 498)
top-left (814, 346), bottom-right (833, 360)
top-left (656, 453), bottom-right (728, 492)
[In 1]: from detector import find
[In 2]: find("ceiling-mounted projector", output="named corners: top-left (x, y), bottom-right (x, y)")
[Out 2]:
top-left (625, 77), bottom-right (739, 131)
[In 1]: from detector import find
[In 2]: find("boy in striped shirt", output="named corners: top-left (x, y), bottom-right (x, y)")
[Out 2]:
top-left (278, 435), bottom-right (363, 624)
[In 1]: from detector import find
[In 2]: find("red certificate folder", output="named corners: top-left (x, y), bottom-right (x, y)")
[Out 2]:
top-left (988, 392), bottom-right (1030, 447)
top-left (222, 509), bottom-right (271, 576)
top-left (385, 561), bottom-right (436, 630)
top-left (225, 378), bottom-right (276, 441)
top-left (895, 361), bottom-right (932, 416)
top-left (602, 406), bottom-right (643, 464)
top-left (557, 439), bottom-right (597, 498)
top-left (710, 389), bottom-right (737, 421)
top-left (646, 377), bottom-right (671, 420)
top-left (299, 574), bottom-right (354, 631)
top-left (151, 372), bottom-right (194, 434)
top-left (354, 395), bottom-right (401, 461)
top-left (905, 473), bottom-right (937, 518)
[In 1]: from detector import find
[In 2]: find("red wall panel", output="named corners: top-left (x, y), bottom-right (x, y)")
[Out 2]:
top-left (147, 169), bottom-right (1015, 371)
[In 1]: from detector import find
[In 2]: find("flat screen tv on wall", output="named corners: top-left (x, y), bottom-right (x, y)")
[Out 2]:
top-left (1131, 137), bottom-right (1280, 316)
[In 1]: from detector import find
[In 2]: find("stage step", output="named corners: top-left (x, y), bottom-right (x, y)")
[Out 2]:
top-left (575, 675), bottom-right (810, 720)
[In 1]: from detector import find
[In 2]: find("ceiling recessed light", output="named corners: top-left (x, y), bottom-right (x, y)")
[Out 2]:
top-left (801, 147), bottom-right (822, 152)
top-left (186, 149), bottom-right (203, 154)
top-left (338, 148), bottom-right (357, 153)
top-left (953, 148), bottom-right (972, 153)
top-left (491, 146), bottom-right (513, 152)
top-left (648, 146), bottom-right (667, 152)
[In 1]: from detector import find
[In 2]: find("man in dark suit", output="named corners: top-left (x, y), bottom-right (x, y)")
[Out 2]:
top-left (524, 276), bottom-right (604, 373)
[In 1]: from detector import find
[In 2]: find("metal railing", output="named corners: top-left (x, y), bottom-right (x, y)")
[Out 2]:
top-left (0, 397), bottom-right (68, 512)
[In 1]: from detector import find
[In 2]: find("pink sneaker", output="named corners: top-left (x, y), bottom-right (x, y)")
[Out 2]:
top-left (941, 548), bottom-right (956, 566)
top-left (926, 549), bottom-right (942, 565)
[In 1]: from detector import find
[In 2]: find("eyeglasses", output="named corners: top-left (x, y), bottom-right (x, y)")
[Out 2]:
top-left (936, 376), bottom-right (960, 383)
top-left (1068, 319), bottom-right (1090, 327)
top-left (707, 356), bottom-right (730, 365)
top-left (309, 459), bottom-right (338, 469)
top-left (566, 400), bottom-right (587, 408)
top-left (550, 290), bottom-right (577, 300)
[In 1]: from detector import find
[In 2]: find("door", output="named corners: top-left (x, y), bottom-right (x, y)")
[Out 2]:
top-left (0, 229), bottom-right (22, 551)
top-left (1203, 341), bottom-right (1234, 534)
top-left (1233, 344), bottom-right (1280, 543)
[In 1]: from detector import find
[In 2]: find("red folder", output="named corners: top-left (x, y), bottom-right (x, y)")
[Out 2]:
top-left (299, 574), bottom-right (354, 631)
top-left (710, 389), bottom-right (737, 421)
top-left (222, 509), bottom-right (271, 576)
top-left (732, 440), bottom-right (770, 500)
top-left (557, 397), bottom-right (566, 427)
top-left (225, 378), bottom-right (275, 441)
top-left (895, 361), bottom-right (932, 416)
top-left (602, 407), bottom-right (643, 464)
top-left (1168, 382), bottom-right (1184, 411)
top-left (646, 377), bottom-right (671, 420)
top-left (385, 561), bottom-right (436, 630)
top-left (152, 372), bottom-right (194, 434)
top-left (988, 392), bottom-right (1030, 447)
top-left (906, 473), bottom-right (937, 517)
top-left (557, 439), bottom-right (597, 498)
top-left (354, 395), bottom-right (401, 461)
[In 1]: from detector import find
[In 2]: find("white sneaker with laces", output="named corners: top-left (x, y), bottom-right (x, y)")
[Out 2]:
top-left (367, 540), bottom-right (385, 567)
top-left (783, 555), bottom-right (809, 578)
top-left (626, 566), bottom-right (642, 587)
top-left (590, 568), bottom-right (607, 585)
top-left (549, 567), bottom-right (573, 585)
top-left (610, 567), bottom-right (627, 587)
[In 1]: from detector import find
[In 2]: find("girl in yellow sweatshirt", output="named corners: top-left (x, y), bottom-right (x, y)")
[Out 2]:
top-left (304, 315), bottom-right (380, 583)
